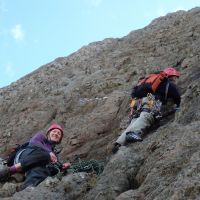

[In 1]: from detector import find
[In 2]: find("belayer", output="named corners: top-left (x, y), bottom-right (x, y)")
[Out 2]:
top-left (112, 67), bottom-right (181, 153)
top-left (0, 123), bottom-right (71, 189)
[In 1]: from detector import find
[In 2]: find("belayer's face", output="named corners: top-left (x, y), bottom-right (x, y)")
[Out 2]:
top-left (49, 129), bottom-right (62, 143)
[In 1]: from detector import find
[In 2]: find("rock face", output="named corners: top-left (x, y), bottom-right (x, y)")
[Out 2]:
top-left (0, 7), bottom-right (200, 200)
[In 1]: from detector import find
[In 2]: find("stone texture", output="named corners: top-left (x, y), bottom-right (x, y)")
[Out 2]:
top-left (0, 7), bottom-right (200, 200)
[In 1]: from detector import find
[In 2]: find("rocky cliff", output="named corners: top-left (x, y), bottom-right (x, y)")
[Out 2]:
top-left (0, 7), bottom-right (200, 200)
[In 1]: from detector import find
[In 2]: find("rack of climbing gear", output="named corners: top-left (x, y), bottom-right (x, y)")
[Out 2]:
top-left (129, 98), bottom-right (142, 123)
top-left (146, 93), bottom-right (162, 117)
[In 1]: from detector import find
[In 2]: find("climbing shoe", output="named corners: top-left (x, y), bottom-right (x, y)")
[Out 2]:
top-left (126, 132), bottom-right (143, 143)
top-left (0, 166), bottom-right (11, 181)
top-left (112, 143), bottom-right (121, 154)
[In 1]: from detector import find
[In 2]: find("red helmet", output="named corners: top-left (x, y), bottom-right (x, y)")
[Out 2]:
top-left (163, 67), bottom-right (180, 77)
top-left (47, 123), bottom-right (64, 143)
top-left (47, 123), bottom-right (64, 134)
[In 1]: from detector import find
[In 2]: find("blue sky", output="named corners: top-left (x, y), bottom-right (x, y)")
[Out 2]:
top-left (0, 0), bottom-right (199, 88)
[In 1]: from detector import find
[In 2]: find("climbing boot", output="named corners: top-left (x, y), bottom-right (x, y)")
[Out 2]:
top-left (0, 166), bottom-right (11, 181)
top-left (112, 143), bottom-right (121, 154)
top-left (126, 132), bottom-right (143, 143)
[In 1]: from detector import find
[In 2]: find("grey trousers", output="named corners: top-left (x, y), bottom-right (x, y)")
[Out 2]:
top-left (116, 111), bottom-right (155, 145)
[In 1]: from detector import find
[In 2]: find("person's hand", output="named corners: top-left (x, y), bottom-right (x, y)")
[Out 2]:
top-left (62, 162), bottom-right (71, 170)
top-left (49, 152), bottom-right (58, 163)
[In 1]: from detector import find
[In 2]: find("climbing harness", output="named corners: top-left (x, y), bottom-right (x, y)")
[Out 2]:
top-left (145, 93), bottom-right (162, 117)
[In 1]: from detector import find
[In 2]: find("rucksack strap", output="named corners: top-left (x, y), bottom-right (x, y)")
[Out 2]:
top-left (14, 149), bottom-right (26, 164)
top-left (164, 80), bottom-right (170, 100)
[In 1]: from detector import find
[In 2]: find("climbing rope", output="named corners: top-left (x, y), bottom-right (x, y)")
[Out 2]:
top-left (67, 158), bottom-right (104, 175)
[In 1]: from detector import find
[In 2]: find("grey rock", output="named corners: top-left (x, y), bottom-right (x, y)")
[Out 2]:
top-left (0, 7), bottom-right (200, 200)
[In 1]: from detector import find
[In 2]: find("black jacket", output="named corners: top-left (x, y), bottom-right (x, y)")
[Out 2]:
top-left (155, 79), bottom-right (181, 107)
